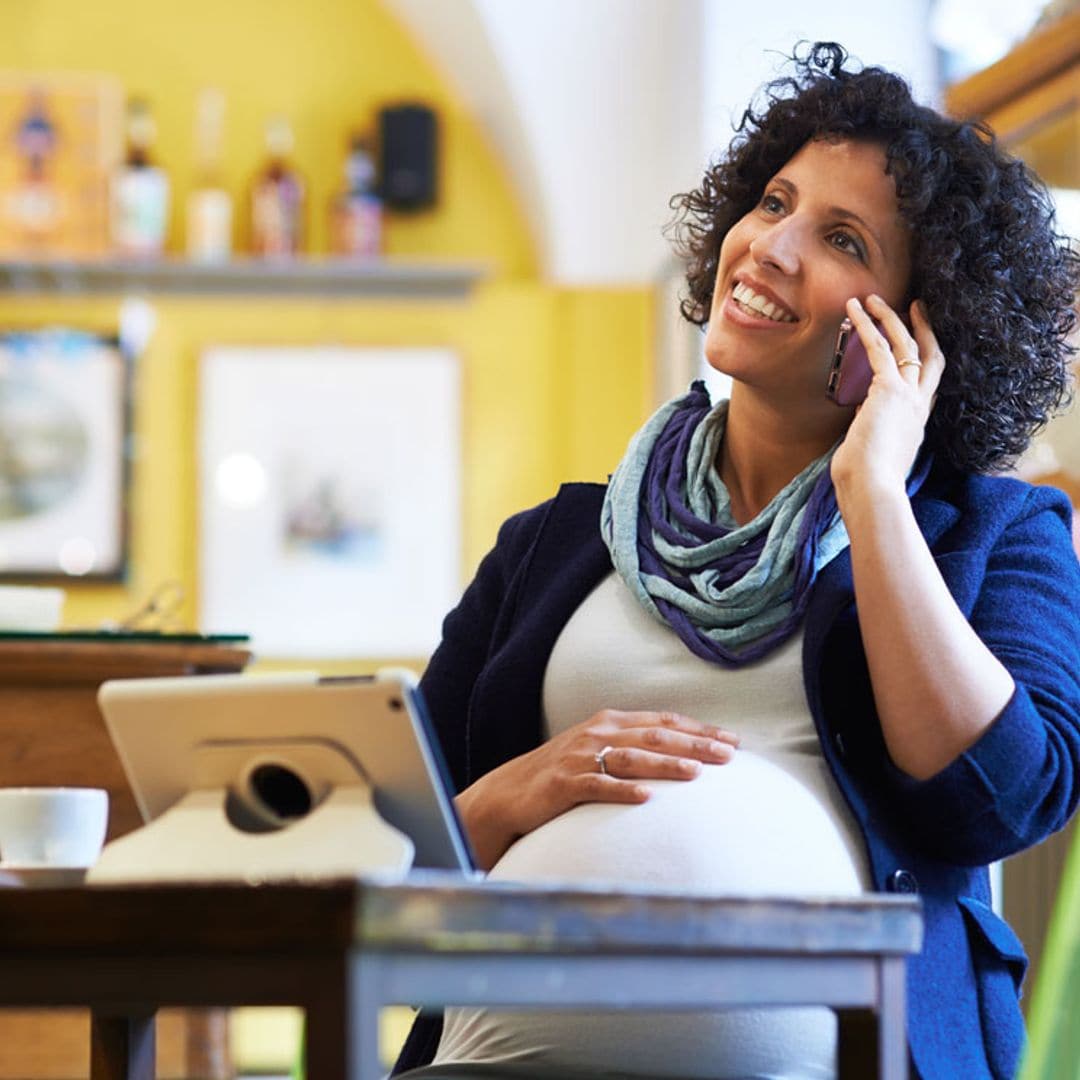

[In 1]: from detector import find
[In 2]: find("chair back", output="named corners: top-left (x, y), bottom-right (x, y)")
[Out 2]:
top-left (1020, 820), bottom-right (1080, 1079)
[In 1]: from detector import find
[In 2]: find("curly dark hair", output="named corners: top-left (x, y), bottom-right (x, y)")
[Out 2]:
top-left (670, 42), bottom-right (1079, 474)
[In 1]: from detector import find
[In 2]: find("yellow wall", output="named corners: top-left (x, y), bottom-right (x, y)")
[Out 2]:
top-left (0, 0), bottom-right (655, 661)
top-left (0, 0), bottom-right (535, 271)
top-left (0, 3), bottom-right (656, 1066)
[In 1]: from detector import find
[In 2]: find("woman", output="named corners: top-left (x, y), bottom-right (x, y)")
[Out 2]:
top-left (394, 43), bottom-right (1080, 1080)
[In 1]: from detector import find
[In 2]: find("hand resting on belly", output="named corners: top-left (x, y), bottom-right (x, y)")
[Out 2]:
top-left (455, 708), bottom-right (740, 871)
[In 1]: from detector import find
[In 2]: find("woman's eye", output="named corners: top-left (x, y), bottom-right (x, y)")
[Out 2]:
top-left (829, 230), bottom-right (865, 259)
top-left (760, 193), bottom-right (785, 214)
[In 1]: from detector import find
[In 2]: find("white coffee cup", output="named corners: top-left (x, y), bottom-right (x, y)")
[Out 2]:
top-left (0, 787), bottom-right (109, 868)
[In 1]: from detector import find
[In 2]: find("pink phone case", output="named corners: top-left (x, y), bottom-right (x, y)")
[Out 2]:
top-left (825, 317), bottom-right (873, 406)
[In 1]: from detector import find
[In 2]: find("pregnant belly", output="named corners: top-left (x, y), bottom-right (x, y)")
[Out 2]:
top-left (489, 750), bottom-right (869, 895)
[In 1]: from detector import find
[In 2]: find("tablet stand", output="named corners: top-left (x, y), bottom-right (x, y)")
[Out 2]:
top-left (87, 741), bottom-right (414, 884)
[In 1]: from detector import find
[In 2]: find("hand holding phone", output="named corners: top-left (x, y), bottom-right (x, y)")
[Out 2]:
top-left (825, 317), bottom-right (873, 406)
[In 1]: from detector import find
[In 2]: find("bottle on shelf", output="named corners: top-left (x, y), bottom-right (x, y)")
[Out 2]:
top-left (250, 116), bottom-right (304, 258)
top-left (111, 98), bottom-right (170, 259)
top-left (330, 134), bottom-right (382, 258)
top-left (186, 88), bottom-right (232, 263)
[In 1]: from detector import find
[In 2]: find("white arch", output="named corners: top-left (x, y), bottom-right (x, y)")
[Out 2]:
top-left (384, 1), bottom-right (936, 286)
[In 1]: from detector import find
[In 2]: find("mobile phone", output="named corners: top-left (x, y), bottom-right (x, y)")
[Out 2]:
top-left (825, 317), bottom-right (873, 406)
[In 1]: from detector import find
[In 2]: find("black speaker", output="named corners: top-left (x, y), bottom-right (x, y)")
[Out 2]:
top-left (378, 104), bottom-right (438, 211)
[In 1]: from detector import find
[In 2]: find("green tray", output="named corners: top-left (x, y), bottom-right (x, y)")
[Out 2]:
top-left (0, 630), bottom-right (249, 643)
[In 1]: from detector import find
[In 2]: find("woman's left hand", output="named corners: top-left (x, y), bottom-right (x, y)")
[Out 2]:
top-left (830, 294), bottom-right (946, 499)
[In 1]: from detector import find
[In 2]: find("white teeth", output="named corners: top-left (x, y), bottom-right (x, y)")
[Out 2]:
top-left (732, 281), bottom-right (795, 322)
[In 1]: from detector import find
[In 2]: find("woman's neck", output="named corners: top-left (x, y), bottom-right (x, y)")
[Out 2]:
top-left (720, 386), bottom-right (847, 525)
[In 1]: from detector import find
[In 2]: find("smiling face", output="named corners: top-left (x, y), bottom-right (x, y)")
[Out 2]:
top-left (703, 138), bottom-right (912, 414)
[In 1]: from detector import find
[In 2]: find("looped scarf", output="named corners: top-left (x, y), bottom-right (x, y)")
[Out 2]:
top-left (601, 381), bottom-right (929, 666)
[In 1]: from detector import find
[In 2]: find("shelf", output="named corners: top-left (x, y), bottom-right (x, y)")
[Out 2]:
top-left (944, 8), bottom-right (1080, 119)
top-left (0, 256), bottom-right (486, 299)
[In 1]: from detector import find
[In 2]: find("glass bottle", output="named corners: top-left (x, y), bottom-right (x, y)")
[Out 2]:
top-left (250, 116), bottom-right (304, 258)
top-left (186, 88), bottom-right (232, 263)
top-left (330, 135), bottom-right (382, 258)
top-left (111, 99), bottom-right (169, 258)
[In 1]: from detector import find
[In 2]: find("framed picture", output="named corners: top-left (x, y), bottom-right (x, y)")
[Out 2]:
top-left (199, 345), bottom-right (461, 658)
top-left (0, 329), bottom-right (129, 580)
top-left (0, 72), bottom-right (123, 257)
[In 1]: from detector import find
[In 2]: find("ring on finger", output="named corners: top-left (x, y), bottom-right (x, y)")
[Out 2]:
top-left (595, 745), bottom-right (616, 776)
top-left (896, 357), bottom-right (922, 371)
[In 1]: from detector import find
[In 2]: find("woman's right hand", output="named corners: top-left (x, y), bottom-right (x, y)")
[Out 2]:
top-left (456, 710), bottom-right (739, 870)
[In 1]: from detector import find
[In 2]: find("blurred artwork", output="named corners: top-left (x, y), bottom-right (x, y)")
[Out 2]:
top-left (0, 330), bottom-right (127, 579)
top-left (0, 374), bottom-right (89, 519)
top-left (0, 74), bottom-right (123, 257)
top-left (199, 346), bottom-right (460, 658)
top-left (282, 463), bottom-right (384, 563)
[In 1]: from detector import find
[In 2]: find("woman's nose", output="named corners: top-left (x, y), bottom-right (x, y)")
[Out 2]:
top-left (749, 220), bottom-right (802, 275)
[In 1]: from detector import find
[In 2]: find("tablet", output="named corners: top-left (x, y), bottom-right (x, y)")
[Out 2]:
top-left (97, 669), bottom-right (476, 874)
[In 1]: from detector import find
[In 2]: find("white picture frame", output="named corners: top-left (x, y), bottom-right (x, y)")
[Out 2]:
top-left (199, 345), bottom-right (461, 658)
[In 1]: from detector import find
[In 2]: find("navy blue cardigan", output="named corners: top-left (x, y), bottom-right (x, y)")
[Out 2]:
top-left (395, 461), bottom-right (1080, 1080)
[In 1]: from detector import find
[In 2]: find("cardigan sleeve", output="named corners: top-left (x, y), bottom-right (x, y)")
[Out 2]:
top-left (418, 501), bottom-right (551, 793)
top-left (875, 486), bottom-right (1080, 866)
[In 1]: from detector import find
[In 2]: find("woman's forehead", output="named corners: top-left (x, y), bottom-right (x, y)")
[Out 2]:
top-left (774, 141), bottom-right (908, 229)
top-left (772, 138), bottom-right (891, 191)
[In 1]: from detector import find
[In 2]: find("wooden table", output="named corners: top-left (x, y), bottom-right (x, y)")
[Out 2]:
top-left (0, 637), bottom-right (250, 1079)
top-left (0, 875), bottom-right (922, 1080)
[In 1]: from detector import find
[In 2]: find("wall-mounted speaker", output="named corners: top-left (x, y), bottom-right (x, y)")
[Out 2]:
top-left (378, 104), bottom-right (438, 211)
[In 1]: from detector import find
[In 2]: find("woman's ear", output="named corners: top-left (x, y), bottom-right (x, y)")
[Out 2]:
top-left (900, 296), bottom-right (921, 333)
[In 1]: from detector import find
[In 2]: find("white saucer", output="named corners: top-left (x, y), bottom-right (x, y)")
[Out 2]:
top-left (0, 864), bottom-right (88, 887)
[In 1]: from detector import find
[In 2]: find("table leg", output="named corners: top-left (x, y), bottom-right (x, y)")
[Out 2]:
top-left (304, 984), bottom-right (347, 1080)
top-left (836, 1006), bottom-right (877, 1079)
top-left (304, 956), bottom-right (383, 1080)
top-left (878, 957), bottom-right (909, 1080)
top-left (90, 1010), bottom-right (156, 1080)
top-left (349, 955), bottom-right (389, 1080)
top-left (836, 957), bottom-right (909, 1080)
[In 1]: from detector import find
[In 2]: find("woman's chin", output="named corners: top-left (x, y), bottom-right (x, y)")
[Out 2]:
top-left (702, 328), bottom-right (728, 370)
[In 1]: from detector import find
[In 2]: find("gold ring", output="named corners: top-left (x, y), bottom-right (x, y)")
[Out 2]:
top-left (595, 745), bottom-right (615, 776)
top-left (897, 358), bottom-right (922, 371)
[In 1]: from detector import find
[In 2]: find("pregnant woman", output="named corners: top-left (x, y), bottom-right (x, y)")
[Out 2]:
top-left (393, 42), bottom-right (1080, 1080)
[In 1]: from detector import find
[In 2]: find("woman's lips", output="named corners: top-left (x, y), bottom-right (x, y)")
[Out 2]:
top-left (721, 291), bottom-right (798, 330)
top-left (732, 279), bottom-right (798, 322)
